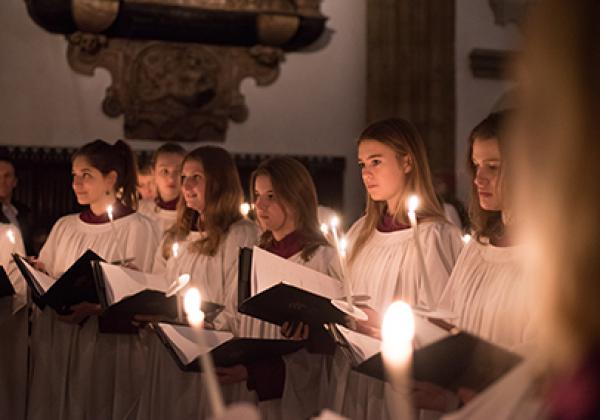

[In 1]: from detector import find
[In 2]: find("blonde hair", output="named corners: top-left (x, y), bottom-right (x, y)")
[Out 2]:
top-left (250, 157), bottom-right (329, 262)
top-left (162, 146), bottom-right (243, 258)
top-left (349, 118), bottom-right (446, 263)
top-left (517, 0), bottom-right (600, 368)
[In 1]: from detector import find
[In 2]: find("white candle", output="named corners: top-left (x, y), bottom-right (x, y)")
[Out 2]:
top-left (240, 202), bottom-right (250, 218)
top-left (183, 288), bottom-right (225, 418)
top-left (382, 300), bottom-right (415, 420)
top-left (330, 216), bottom-right (353, 307)
top-left (107, 204), bottom-right (127, 264)
top-left (407, 195), bottom-right (435, 310)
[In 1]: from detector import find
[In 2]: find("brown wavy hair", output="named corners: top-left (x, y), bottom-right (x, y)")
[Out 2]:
top-left (162, 146), bottom-right (243, 258)
top-left (467, 111), bottom-right (513, 243)
top-left (250, 157), bottom-right (329, 262)
top-left (349, 118), bottom-right (445, 263)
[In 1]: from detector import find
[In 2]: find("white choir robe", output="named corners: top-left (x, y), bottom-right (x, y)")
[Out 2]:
top-left (327, 219), bottom-right (463, 420)
top-left (138, 199), bottom-right (178, 273)
top-left (0, 223), bottom-right (27, 420)
top-left (135, 219), bottom-right (260, 420)
top-left (237, 245), bottom-right (342, 420)
top-left (27, 212), bottom-right (159, 420)
top-left (438, 239), bottom-right (536, 350)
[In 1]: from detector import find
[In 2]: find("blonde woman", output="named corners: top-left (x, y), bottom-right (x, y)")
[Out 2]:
top-left (330, 118), bottom-right (463, 419)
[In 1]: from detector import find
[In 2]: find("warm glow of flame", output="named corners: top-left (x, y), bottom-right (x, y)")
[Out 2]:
top-left (107, 205), bottom-right (114, 222)
top-left (462, 234), bottom-right (471, 244)
top-left (381, 301), bottom-right (415, 365)
top-left (407, 195), bottom-right (420, 213)
top-left (339, 236), bottom-right (348, 258)
top-left (240, 202), bottom-right (251, 217)
top-left (6, 229), bottom-right (16, 245)
top-left (330, 215), bottom-right (340, 229)
top-left (320, 223), bottom-right (329, 235)
top-left (184, 287), bottom-right (204, 327)
top-left (172, 242), bottom-right (180, 258)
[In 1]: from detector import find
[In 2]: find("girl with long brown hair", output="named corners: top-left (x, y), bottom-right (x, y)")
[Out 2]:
top-left (136, 146), bottom-right (260, 420)
top-left (27, 139), bottom-right (160, 420)
top-left (329, 118), bottom-right (463, 419)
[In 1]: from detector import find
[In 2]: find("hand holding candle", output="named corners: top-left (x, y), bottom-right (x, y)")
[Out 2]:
top-left (183, 287), bottom-right (225, 418)
top-left (382, 300), bottom-right (415, 420)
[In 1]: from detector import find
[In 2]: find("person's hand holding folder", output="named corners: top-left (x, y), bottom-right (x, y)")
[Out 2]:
top-left (56, 301), bottom-right (102, 324)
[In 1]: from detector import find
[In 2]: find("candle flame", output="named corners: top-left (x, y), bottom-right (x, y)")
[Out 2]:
top-left (320, 223), bottom-right (329, 235)
top-left (107, 205), bottom-right (114, 222)
top-left (240, 202), bottom-right (251, 217)
top-left (183, 287), bottom-right (204, 327)
top-left (6, 229), bottom-right (16, 245)
top-left (407, 195), bottom-right (420, 213)
top-left (462, 234), bottom-right (471, 244)
top-left (172, 242), bottom-right (180, 258)
top-left (330, 215), bottom-right (340, 229)
top-left (381, 301), bottom-right (415, 365)
top-left (339, 237), bottom-right (348, 258)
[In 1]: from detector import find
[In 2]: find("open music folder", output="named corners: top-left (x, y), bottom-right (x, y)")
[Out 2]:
top-left (154, 322), bottom-right (305, 372)
top-left (331, 318), bottom-right (522, 393)
top-left (92, 261), bottom-right (224, 325)
top-left (0, 266), bottom-right (15, 297)
top-left (12, 250), bottom-right (102, 314)
top-left (237, 247), bottom-right (358, 326)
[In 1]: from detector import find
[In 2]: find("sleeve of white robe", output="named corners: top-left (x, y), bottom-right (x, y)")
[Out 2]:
top-left (217, 220), bottom-right (261, 334)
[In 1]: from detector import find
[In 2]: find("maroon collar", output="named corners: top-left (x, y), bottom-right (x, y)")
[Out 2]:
top-left (79, 202), bottom-right (135, 224)
top-left (156, 196), bottom-right (178, 211)
top-left (265, 230), bottom-right (307, 259)
top-left (376, 213), bottom-right (411, 233)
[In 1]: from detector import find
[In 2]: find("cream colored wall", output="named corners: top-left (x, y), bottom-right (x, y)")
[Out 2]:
top-left (0, 0), bottom-right (367, 222)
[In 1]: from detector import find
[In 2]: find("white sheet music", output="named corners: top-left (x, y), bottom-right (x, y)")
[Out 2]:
top-left (21, 257), bottom-right (56, 294)
top-left (99, 262), bottom-right (171, 305)
top-left (157, 323), bottom-right (233, 365)
top-left (250, 246), bottom-right (344, 299)
top-left (335, 315), bottom-right (450, 363)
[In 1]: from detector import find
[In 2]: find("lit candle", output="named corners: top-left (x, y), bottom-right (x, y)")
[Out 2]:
top-left (6, 228), bottom-right (16, 245)
top-left (172, 242), bottom-right (180, 258)
top-left (407, 195), bottom-right (435, 310)
top-left (381, 300), bottom-right (415, 420)
top-left (240, 202), bottom-right (250, 218)
top-left (320, 223), bottom-right (329, 236)
top-left (107, 204), bottom-right (126, 264)
top-left (462, 234), bottom-right (471, 244)
top-left (330, 216), bottom-right (353, 308)
top-left (183, 287), bottom-right (225, 418)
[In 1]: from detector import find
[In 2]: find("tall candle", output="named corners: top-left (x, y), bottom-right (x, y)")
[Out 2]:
top-left (407, 195), bottom-right (435, 310)
top-left (107, 204), bottom-right (126, 264)
top-left (330, 216), bottom-right (353, 307)
top-left (184, 287), bottom-right (225, 418)
top-left (382, 300), bottom-right (415, 420)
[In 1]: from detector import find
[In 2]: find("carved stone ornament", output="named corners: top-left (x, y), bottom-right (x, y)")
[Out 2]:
top-left (67, 33), bottom-right (284, 141)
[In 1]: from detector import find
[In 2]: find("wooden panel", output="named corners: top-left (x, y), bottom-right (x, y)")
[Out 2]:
top-left (367, 0), bottom-right (456, 182)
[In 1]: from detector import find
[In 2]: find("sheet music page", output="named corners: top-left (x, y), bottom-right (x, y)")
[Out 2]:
top-left (21, 258), bottom-right (56, 294)
top-left (158, 323), bottom-right (233, 365)
top-left (335, 324), bottom-right (381, 363)
top-left (100, 262), bottom-right (171, 304)
top-left (413, 315), bottom-right (449, 349)
top-left (252, 246), bottom-right (343, 299)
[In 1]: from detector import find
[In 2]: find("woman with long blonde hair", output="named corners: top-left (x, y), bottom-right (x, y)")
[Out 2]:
top-left (137, 146), bottom-right (260, 420)
top-left (329, 118), bottom-right (463, 419)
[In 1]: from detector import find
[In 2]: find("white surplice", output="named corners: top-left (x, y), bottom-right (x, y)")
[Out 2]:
top-left (0, 223), bottom-right (27, 420)
top-left (27, 212), bottom-right (159, 420)
top-left (138, 199), bottom-right (178, 273)
top-left (135, 219), bottom-right (261, 420)
top-left (328, 218), bottom-right (463, 420)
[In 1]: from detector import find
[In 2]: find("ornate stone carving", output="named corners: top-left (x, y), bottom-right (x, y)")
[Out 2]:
top-left (67, 33), bottom-right (283, 141)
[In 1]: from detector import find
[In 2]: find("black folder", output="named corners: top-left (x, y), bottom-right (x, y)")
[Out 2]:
top-left (237, 247), bottom-right (348, 327)
top-left (12, 250), bottom-right (102, 314)
top-left (154, 323), bottom-right (305, 372)
top-left (92, 261), bottom-right (225, 333)
top-left (0, 266), bottom-right (15, 297)
top-left (353, 331), bottom-right (522, 393)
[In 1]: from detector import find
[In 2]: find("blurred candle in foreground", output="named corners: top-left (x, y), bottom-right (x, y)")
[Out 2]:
top-left (381, 300), bottom-right (415, 420)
